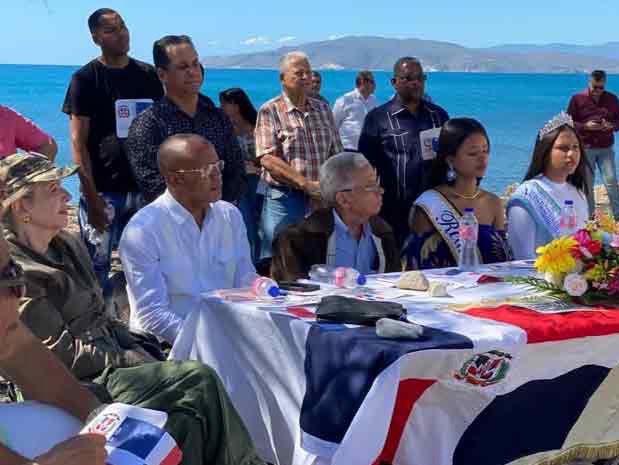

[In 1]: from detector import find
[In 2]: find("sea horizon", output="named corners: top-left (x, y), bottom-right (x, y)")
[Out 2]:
top-left (2, 63), bottom-right (618, 202)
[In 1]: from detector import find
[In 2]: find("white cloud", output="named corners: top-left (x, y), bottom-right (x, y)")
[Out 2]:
top-left (278, 36), bottom-right (296, 43)
top-left (241, 36), bottom-right (271, 46)
top-left (328, 34), bottom-right (344, 40)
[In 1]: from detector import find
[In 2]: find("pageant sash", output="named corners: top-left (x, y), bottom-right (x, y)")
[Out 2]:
top-left (507, 179), bottom-right (563, 244)
top-left (415, 190), bottom-right (482, 264)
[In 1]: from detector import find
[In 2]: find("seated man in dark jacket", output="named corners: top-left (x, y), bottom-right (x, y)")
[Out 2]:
top-left (272, 152), bottom-right (400, 281)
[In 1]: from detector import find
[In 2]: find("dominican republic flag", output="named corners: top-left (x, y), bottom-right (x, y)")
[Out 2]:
top-left (299, 304), bottom-right (619, 465)
top-left (83, 403), bottom-right (182, 465)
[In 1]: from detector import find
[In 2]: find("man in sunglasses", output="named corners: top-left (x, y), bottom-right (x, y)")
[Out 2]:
top-left (120, 133), bottom-right (254, 345)
top-left (568, 69), bottom-right (619, 218)
top-left (271, 152), bottom-right (400, 281)
top-left (359, 57), bottom-right (449, 247)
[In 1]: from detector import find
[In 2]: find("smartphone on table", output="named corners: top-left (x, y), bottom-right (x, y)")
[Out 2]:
top-left (278, 281), bottom-right (321, 292)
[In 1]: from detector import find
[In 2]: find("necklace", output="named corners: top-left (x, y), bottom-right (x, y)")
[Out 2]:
top-left (450, 188), bottom-right (481, 200)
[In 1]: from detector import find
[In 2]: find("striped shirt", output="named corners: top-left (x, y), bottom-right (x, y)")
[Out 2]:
top-left (255, 92), bottom-right (343, 185)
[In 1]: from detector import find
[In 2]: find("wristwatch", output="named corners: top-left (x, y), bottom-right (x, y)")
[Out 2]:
top-left (0, 258), bottom-right (25, 298)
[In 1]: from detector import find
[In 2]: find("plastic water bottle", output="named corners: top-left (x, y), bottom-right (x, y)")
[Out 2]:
top-left (458, 208), bottom-right (479, 272)
top-left (83, 224), bottom-right (106, 257)
top-left (559, 200), bottom-right (577, 236)
top-left (240, 273), bottom-right (281, 298)
top-left (308, 265), bottom-right (367, 288)
top-left (84, 200), bottom-right (115, 258)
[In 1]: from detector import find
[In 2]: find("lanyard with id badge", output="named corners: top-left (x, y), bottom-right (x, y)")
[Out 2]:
top-left (115, 99), bottom-right (154, 138)
top-left (419, 110), bottom-right (443, 161)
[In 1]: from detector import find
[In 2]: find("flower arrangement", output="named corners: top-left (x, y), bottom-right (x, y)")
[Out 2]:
top-left (510, 211), bottom-right (619, 305)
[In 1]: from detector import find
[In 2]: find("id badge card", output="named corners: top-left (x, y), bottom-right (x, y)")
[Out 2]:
top-left (419, 127), bottom-right (441, 161)
top-left (115, 99), bottom-right (154, 138)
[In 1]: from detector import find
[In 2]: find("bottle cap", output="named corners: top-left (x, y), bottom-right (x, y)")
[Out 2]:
top-left (464, 208), bottom-right (474, 212)
top-left (357, 274), bottom-right (367, 285)
top-left (565, 200), bottom-right (574, 205)
top-left (268, 286), bottom-right (280, 298)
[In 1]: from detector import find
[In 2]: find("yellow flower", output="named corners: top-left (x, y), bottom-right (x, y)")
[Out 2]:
top-left (592, 210), bottom-right (617, 233)
top-left (535, 236), bottom-right (578, 275)
top-left (599, 215), bottom-right (617, 234)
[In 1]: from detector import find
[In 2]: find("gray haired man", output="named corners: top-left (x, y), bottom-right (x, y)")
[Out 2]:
top-left (255, 51), bottom-right (343, 262)
top-left (270, 151), bottom-right (400, 281)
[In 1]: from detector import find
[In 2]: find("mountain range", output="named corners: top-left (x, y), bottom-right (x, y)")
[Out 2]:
top-left (202, 36), bottom-right (619, 73)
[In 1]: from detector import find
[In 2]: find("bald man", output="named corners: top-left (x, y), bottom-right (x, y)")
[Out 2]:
top-left (119, 134), bottom-right (255, 344)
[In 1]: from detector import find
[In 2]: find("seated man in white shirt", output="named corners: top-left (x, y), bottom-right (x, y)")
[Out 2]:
top-left (120, 133), bottom-right (254, 344)
top-left (332, 71), bottom-right (378, 151)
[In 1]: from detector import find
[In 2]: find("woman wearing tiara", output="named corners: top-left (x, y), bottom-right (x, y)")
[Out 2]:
top-left (402, 118), bottom-right (511, 270)
top-left (507, 112), bottom-right (590, 259)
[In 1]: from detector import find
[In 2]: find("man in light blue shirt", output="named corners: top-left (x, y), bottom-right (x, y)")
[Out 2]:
top-left (271, 152), bottom-right (401, 281)
top-left (331, 200), bottom-right (377, 275)
top-left (120, 134), bottom-right (254, 344)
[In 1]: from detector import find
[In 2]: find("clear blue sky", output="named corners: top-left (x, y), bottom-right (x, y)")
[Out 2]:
top-left (4, 0), bottom-right (619, 65)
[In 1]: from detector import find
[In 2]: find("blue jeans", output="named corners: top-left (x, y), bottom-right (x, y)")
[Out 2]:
top-left (585, 147), bottom-right (619, 218)
top-left (78, 192), bottom-right (145, 295)
top-left (259, 185), bottom-right (307, 259)
top-left (238, 175), bottom-right (263, 263)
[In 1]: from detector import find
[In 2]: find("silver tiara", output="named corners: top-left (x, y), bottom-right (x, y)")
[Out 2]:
top-left (538, 111), bottom-right (574, 140)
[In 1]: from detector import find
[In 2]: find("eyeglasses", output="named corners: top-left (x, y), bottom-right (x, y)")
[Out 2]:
top-left (396, 73), bottom-right (427, 83)
top-left (592, 85), bottom-right (605, 91)
top-left (340, 177), bottom-right (383, 193)
top-left (173, 160), bottom-right (225, 179)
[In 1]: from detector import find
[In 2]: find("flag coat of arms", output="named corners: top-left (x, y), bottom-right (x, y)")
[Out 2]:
top-left (83, 403), bottom-right (182, 465)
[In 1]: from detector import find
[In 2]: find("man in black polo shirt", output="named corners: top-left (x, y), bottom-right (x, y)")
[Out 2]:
top-left (359, 56), bottom-right (449, 247)
top-left (62, 8), bottom-right (164, 293)
top-left (126, 35), bottom-right (245, 204)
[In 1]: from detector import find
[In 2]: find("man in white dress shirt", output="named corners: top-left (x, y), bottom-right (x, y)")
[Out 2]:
top-left (120, 133), bottom-right (254, 344)
top-left (332, 71), bottom-right (378, 151)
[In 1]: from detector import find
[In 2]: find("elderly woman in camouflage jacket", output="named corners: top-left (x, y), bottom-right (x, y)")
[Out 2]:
top-left (0, 152), bottom-right (264, 465)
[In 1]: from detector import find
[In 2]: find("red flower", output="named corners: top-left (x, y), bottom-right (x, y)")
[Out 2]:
top-left (573, 229), bottom-right (602, 257)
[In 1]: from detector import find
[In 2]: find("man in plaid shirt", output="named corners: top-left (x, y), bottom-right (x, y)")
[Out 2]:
top-left (256, 51), bottom-right (343, 260)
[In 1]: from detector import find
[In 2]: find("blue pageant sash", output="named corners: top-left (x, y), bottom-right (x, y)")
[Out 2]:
top-left (506, 178), bottom-right (562, 245)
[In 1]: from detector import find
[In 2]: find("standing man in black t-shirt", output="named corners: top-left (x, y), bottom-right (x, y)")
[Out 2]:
top-left (62, 8), bottom-right (164, 294)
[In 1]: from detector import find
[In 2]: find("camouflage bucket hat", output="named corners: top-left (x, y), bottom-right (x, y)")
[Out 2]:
top-left (0, 152), bottom-right (79, 210)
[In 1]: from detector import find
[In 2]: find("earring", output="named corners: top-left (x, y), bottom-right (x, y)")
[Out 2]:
top-left (22, 215), bottom-right (31, 224)
top-left (446, 163), bottom-right (457, 183)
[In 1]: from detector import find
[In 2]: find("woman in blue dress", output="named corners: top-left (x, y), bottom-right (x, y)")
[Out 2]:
top-left (402, 118), bottom-right (512, 270)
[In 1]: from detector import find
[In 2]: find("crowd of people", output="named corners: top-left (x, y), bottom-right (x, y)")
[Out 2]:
top-left (1, 6), bottom-right (619, 465)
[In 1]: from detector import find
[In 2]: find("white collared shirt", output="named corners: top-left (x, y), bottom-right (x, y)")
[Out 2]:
top-left (332, 88), bottom-right (378, 150)
top-left (119, 190), bottom-right (255, 344)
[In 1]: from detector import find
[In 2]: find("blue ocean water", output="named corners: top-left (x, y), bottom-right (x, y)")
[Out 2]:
top-left (1, 64), bottom-right (617, 199)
